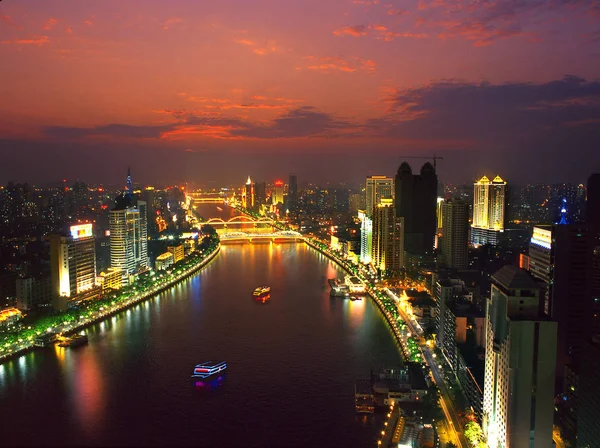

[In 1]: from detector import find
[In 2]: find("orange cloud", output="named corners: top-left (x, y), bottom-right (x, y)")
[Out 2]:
top-left (83, 20), bottom-right (93, 26)
top-left (2, 35), bottom-right (50, 46)
top-left (333, 25), bottom-right (368, 37)
top-left (235, 39), bottom-right (256, 46)
top-left (65, 26), bottom-right (72, 34)
top-left (43, 18), bottom-right (58, 30)
top-left (301, 56), bottom-right (376, 74)
top-left (163, 18), bottom-right (183, 31)
top-left (234, 37), bottom-right (282, 55)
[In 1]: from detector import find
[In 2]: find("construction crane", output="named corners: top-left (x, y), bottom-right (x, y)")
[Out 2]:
top-left (400, 155), bottom-right (444, 170)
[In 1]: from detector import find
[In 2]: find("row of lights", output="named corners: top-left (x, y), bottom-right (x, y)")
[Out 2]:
top-left (377, 403), bottom-right (396, 446)
top-left (0, 246), bottom-right (219, 363)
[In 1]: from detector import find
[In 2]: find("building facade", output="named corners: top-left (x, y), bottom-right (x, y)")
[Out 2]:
top-left (439, 198), bottom-right (469, 269)
top-left (109, 197), bottom-right (149, 285)
top-left (471, 175), bottom-right (507, 246)
top-left (50, 223), bottom-right (97, 310)
top-left (365, 175), bottom-right (394, 217)
top-left (359, 209), bottom-right (373, 264)
top-left (394, 162), bottom-right (438, 261)
top-left (371, 199), bottom-right (404, 273)
top-left (483, 265), bottom-right (557, 448)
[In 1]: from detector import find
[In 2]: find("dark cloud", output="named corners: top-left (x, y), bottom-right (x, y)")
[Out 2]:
top-left (373, 75), bottom-right (600, 141)
top-left (230, 107), bottom-right (354, 139)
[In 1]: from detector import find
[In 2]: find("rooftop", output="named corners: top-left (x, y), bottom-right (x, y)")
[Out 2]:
top-left (491, 265), bottom-right (540, 290)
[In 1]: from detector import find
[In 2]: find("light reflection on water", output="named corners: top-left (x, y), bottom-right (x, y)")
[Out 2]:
top-left (0, 204), bottom-right (402, 447)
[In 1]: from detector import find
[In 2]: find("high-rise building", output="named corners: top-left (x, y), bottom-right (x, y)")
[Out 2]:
top-left (371, 199), bottom-right (404, 273)
top-left (482, 265), bottom-right (557, 448)
top-left (577, 335), bottom-right (600, 447)
top-left (394, 162), bottom-right (438, 260)
top-left (365, 175), bottom-right (393, 217)
top-left (109, 172), bottom-right (149, 285)
top-left (439, 198), bottom-right (469, 269)
top-left (587, 173), bottom-right (600, 228)
top-left (272, 180), bottom-right (284, 205)
top-left (528, 225), bottom-right (553, 315)
top-left (50, 223), bottom-right (97, 310)
top-left (471, 175), bottom-right (507, 246)
top-left (243, 176), bottom-right (255, 209)
top-left (288, 174), bottom-right (298, 210)
top-left (358, 209), bottom-right (373, 264)
top-left (255, 182), bottom-right (266, 207)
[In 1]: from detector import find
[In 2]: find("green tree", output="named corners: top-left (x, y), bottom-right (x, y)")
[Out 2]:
top-left (464, 421), bottom-right (485, 447)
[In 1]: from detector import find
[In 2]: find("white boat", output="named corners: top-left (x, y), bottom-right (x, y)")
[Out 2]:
top-left (191, 361), bottom-right (227, 378)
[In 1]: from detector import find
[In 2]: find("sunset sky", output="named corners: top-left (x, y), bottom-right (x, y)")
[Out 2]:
top-left (1, 0), bottom-right (599, 186)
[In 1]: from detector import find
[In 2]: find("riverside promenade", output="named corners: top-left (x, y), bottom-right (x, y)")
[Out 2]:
top-left (0, 245), bottom-right (221, 365)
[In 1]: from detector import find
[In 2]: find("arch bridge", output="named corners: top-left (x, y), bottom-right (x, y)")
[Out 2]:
top-left (219, 230), bottom-right (304, 244)
top-left (203, 216), bottom-right (278, 226)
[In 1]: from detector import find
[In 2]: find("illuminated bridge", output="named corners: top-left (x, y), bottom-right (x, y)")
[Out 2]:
top-left (203, 216), bottom-right (279, 226)
top-left (219, 231), bottom-right (304, 244)
top-left (187, 192), bottom-right (228, 204)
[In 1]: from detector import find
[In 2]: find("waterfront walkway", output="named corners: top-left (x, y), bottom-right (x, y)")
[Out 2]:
top-left (0, 246), bottom-right (221, 365)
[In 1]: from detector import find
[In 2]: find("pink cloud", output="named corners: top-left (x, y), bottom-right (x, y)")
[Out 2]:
top-left (162, 17), bottom-right (183, 31)
top-left (83, 20), bottom-right (93, 26)
top-left (43, 18), bottom-right (58, 30)
top-left (2, 35), bottom-right (50, 46)
top-left (65, 26), bottom-right (72, 34)
top-left (332, 25), bottom-right (368, 37)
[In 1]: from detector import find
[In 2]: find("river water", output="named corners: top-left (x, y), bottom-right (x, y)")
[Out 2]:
top-left (0, 205), bottom-right (402, 447)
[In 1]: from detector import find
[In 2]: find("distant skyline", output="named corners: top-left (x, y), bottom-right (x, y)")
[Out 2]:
top-left (1, 0), bottom-right (600, 185)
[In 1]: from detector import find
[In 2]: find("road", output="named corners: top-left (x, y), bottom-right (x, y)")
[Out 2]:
top-left (395, 303), bottom-right (469, 448)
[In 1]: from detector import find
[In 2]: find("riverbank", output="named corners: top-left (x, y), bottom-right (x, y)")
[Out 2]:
top-left (304, 238), bottom-right (410, 360)
top-left (0, 245), bottom-right (221, 365)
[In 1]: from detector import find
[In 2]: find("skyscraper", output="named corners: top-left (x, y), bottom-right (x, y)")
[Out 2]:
top-left (587, 173), bottom-right (600, 228)
top-left (483, 265), bottom-right (557, 448)
top-left (288, 174), bottom-right (298, 210)
top-left (471, 175), bottom-right (507, 246)
top-left (394, 162), bottom-right (438, 262)
top-left (243, 176), bottom-right (255, 208)
top-left (439, 198), bottom-right (469, 269)
top-left (365, 175), bottom-right (393, 217)
top-left (577, 335), bottom-right (600, 447)
top-left (50, 223), bottom-right (97, 310)
top-left (255, 182), bottom-right (266, 207)
top-left (528, 225), bottom-right (553, 315)
top-left (272, 180), bottom-right (284, 206)
top-left (109, 169), bottom-right (149, 285)
top-left (358, 209), bottom-right (373, 264)
top-left (371, 199), bottom-right (404, 273)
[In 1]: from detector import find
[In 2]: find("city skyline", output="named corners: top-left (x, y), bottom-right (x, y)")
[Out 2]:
top-left (1, 0), bottom-right (600, 185)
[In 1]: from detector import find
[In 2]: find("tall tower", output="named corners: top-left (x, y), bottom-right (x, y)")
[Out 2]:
top-left (483, 265), bottom-right (557, 448)
top-left (358, 210), bottom-right (373, 264)
top-left (587, 173), bottom-right (600, 228)
top-left (365, 175), bottom-right (394, 217)
top-left (394, 162), bottom-right (438, 263)
top-left (371, 199), bottom-right (404, 273)
top-left (288, 174), bottom-right (298, 210)
top-left (471, 175), bottom-right (507, 246)
top-left (243, 176), bottom-right (255, 208)
top-left (50, 224), bottom-right (97, 310)
top-left (126, 166), bottom-right (133, 197)
top-left (439, 198), bottom-right (469, 269)
top-left (109, 170), bottom-right (148, 285)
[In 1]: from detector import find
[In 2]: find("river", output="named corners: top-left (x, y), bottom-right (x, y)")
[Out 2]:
top-left (0, 204), bottom-right (402, 447)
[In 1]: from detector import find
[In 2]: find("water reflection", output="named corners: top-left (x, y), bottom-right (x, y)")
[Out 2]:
top-left (193, 373), bottom-right (226, 392)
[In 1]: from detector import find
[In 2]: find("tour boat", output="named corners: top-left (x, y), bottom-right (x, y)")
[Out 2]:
top-left (57, 334), bottom-right (88, 348)
top-left (253, 286), bottom-right (271, 297)
top-left (191, 361), bottom-right (227, 379)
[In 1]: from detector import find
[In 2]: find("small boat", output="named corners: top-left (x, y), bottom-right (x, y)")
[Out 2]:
top-left (58, 334), bottom-right (88, 348)
top-left (253, 286), bottom-right (271, 297)
top-left (350, 296), bottom-right (362, 301)
top-left (191, 361), bottom-right (227, 379)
